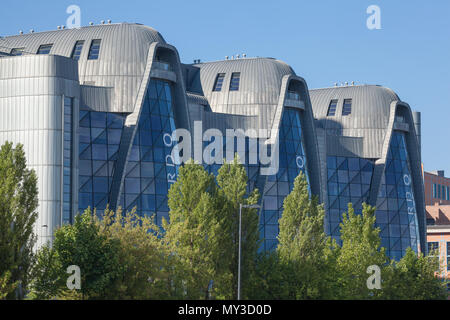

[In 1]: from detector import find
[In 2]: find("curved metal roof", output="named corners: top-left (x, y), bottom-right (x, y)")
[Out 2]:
top-left (309, 85), bottom-right (405, 159)
top-left (194, 58), bottom-right (295, 116)
top-left (0, 23), bottom-right (166, 112)
top-left (310, 85), bottom-right (400, 131)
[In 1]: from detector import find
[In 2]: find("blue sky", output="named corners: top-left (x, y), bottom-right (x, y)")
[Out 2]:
top-left (1, 0), bottom-right (449, 174)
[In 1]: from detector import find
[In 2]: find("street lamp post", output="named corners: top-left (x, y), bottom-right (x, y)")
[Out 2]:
top-left (238, 203), bottom-right (261, 300)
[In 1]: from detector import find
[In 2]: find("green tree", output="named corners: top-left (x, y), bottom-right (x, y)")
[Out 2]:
top-left (215, 156), bottom-right (260, 299)
top-left (276, 172), bottom-right (335, 299)
top-left (334, 203), bottom-right (387, 299)
top-left (0, 141), bottom-right (38, 299)
top-left (27, 245), bottom-right (65, 300)
top-left (53, 208), bottom-right (121, 299)
top-left (0, 272), bottom-right (17, 300)
top-left (96, 207), bottom-right (173, 299)
top-left (248, 252), bottom-right (289, 300)
top-left (164, 161), bottom-right (223, 299)
top-left (381, 247), bottom-right (447, 300)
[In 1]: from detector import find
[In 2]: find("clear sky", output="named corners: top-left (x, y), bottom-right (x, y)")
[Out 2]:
top-left (1, 0), bottom-right (449, 174)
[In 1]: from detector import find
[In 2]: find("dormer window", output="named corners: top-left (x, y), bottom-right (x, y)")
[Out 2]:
top-left (10, 48), bottom-right (24, 56)
top-left (229, 72), bottom-right (240, 91)
top-left (71, 41), bottom-right (85, 60)
top-left (327, 100), bottom-right (338, 116)
top-left (37, 44), bottom-right (53, 54)
top-left (87, 39), bottom-right (101, 60)
top-left (213, 73), bottom-right (225, 91)
top-left (342, 99), bottom-right (352, 116)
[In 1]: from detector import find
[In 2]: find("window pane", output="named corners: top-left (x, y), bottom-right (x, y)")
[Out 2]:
top-left (342, 99), bottom-right (352, 116)
top-left (71, 40), bottom-right (85, 60)
top-left (229, 72), bottom-right (240, 91)
top-left (213, 73), bottom-right (225, 91)
top-left (88, 39), bottom-right (101, 60)
top-left (327, 100), bottom-right (338, 116)
top-left (10, 48), bottom-right (24, 56)
top-left (37, 44), bottom-right (53, 55)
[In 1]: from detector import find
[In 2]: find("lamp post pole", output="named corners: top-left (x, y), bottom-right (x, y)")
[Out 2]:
top-left (238, 203), bottom-right (261, 300)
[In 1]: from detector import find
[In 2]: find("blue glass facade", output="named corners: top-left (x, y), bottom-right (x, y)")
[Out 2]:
top-left (375, 131), bottom-right (420, 259)
top-left (326, 156), bottom-right (375, 242)
top-left (118, 79), bottom-right (177, 226)
top-left (260, 108), bottom-right (309, 251)
top-left (202, 108), bottom-right (309, 252)
top-left (78, 110), bottom-right (127, 216)
top-left (325, 131), bottom-right (420, 260)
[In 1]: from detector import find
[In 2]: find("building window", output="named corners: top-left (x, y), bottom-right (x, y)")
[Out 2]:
top-left (213, 73), bottom-right (225, 92)
top-left (327, 100), bottom-right (338, 116)
top-left (426, 218), bottom-right (435, 226)
top-left (63, 97), bottom-right (73, 224)
top-left (433, 183), bottom-right (437, 198)
top-left (37, 44), bottom-right (53, 55)
top-left (438, 184), bottom-right (441, 199)
top-left (87, 39), bottom-right (101, 60)
top-left (10, 48), bottom-right (24, 56)
top-left (287, 91), bottom-right (301, 101)
top-left (71, 40), bottom-right (85, 60)
top-left (447, 242), bottom-right (450, 271)
top-left (342, 99), bottom-right (352, 116)
top-left (229, 72), bottom-right (240, 91)
top-left (428, 242), bottom-right (439, 255)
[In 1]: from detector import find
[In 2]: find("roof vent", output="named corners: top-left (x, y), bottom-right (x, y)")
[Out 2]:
top-left (242, 53), bottom-right (246, 58)
top-left (345, 82), bottom-right (348, 86)
top-left (89, 22), bottom-right (94, 26)
top-left (101, 20), bottom-right (105, 24)
top-left (231, 55), bottom-right (234, 60)
top-left (61, 25), bottom-right (65, 29)
top-left (57, 26), bottom-right (61, 30)
top-left (30, 29), bottom-right (34, 33)
top-left (351, 81), bottom-right (355, 86)
top-left (107, 19), bottom-right (112, 24)
top-left (334, 83), bottom-right (338, 87)
top-left (19, 30), bottom-right (23, 35)
top-left (236, 54), bottom-right (240, 59)
top-left (225, 56), bottom-right (229, 60)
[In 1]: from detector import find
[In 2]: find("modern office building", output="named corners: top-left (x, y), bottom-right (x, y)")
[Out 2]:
top-left (0, 23), bottom-right (425, 257)
top-left (423, 170), bottom-right (450, 206)
top-left (309, 85), bottom-right (426, 259)
top-left (0, 23), bottom-right (321, 250)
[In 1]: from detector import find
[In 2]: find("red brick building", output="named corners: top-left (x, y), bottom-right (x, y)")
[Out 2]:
top-left (423, 170), bottom-right (450, 206)
top-left (426, 204), bottom-right (450, 291)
